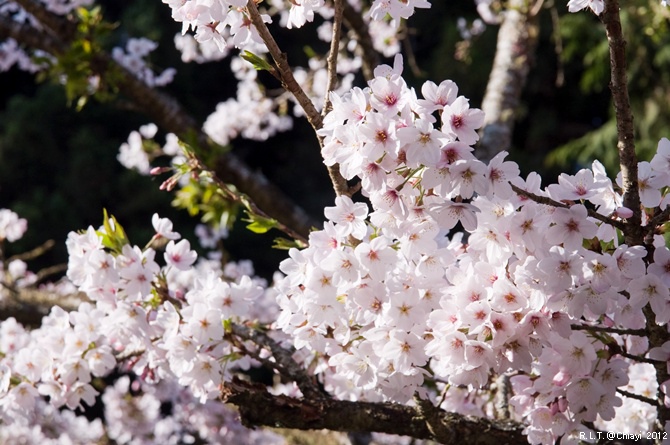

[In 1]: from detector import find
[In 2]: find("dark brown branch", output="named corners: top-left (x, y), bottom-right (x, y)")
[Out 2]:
top-left (600, 0), bottom-right (641, 247)
top-left (222, 378), bottom-right (526, 445)
top-left (478, 0), bottom-right (539, 162)
top-left (246, 0), bottom-right (354, 198)
top-left (0, 287), bottom-right (85, 327)
top-left (229, 323), bottom-right (325, 400)
top-left (0, 13), bottom-right (66, 53)
top-left (571, 323), bottom-right (647, 337)
top-left (7, 239), bottom-right (55, 262)
top-left (616, 388), bottom-right (659, 407)
top-left (245, 0), bottom-right (322, 131)
top-left (510, 183), bottom-right (627, 230)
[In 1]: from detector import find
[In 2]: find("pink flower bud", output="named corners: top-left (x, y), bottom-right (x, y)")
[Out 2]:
top-left (150, 166), bottom-right (172, 175)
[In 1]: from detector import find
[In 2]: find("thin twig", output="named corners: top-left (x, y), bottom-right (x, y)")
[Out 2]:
top-left (230, 323), bottom-right (326, 400)
top-left (8, 239), bottom-right (55, 262)
top-left (245, 0), bottom-right (322, 131)
top-left (510, 182), bottom-right (627, 230)
top-left (246, 0), bottom-right (354, 198)
top-left (617, 388), bottom-right (660, 406)
top-left (571, 324), bottom-right (647, 337)
top-left (322, 0), bottom-right (344, 117)
top-left (342, 1), bottom-right (379, 81)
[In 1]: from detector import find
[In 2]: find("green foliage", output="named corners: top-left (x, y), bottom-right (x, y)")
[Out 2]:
top-left (272, 237), bottom-right (304, 250)
top-left (243, 211), bottom-right (279, 234)
top-left (241, 51), bottom-right (275, 72)
top-left (172, 179), bottom-right (240, 230)
top-left (37, 7), bottom-right (120, 110)
top-left (548, 1), bottom-right (670, 172)
top-left (98, 208), bottom-right (130, 254)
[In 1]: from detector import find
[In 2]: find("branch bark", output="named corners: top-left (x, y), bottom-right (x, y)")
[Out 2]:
top-left (478, 0), bottom-right (539, 163)
top-left (222, 378), bottom-right (526, 445)
top-left (2, 0), bottom-right (319, 240)
top-left (246, 0), bottom-right (355, 198)
top-left (600, 0), bottom-right (641, 247)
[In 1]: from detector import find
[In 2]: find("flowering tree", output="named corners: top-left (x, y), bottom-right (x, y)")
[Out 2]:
top-left (1, 0), bottom-right (670, 444)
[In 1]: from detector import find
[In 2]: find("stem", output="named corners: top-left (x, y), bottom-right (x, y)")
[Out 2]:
top-left (246, 0), bottom-right (354, 198)
top-left (322, 0), bottom-right (344, 117)
top-left (509, 183), bottom-right (626, 230)
top-left (245, 0), bottom-right (322, 131)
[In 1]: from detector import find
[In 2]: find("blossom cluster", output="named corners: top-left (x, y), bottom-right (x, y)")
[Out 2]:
top-left (112, 37), bottom-right (177, 88)
top-left (0, 210), bottom-right (286, 443)
top-left (276, 57), bottom-right (670, 443)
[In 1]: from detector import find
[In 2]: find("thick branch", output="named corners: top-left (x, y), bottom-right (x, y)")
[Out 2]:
top-left (600, 0), bottom-right (641, 247)
top-left (0, 287), bottom-right (85, 327)
top-left (4, 0), bottom-right (318, 240)
top-left (478, 0), bottom-right (539, 162)
top-left (222, 378), bottom-right (526, 445)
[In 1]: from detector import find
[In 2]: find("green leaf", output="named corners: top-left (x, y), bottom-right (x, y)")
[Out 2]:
top-left (223, 318), bottom-right (233, 333)
top-left (243, 211), bottom-right (278, 234)
top-left (272, 237), bottom-right (303, 250)
top-left (241, 51), bottom-right (274, 72)
top-left (99, 208), bottom-right (130, 253)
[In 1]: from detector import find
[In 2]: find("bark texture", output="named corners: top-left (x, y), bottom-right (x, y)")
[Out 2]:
top-left (222, 378), bottom-right (526, 445)
top-left (478, 0), bottom-right (539, 163)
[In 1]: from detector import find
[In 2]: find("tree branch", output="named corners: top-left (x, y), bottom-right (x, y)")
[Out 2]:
top-left (246, 0), bottom-right (355, 199)
top-left (510, 182), bottom-right (627, 230)
top-left (571, 323), bottom-right (647, 337)
top-left (221, 378), bottom-right (526, 445)
top-left (322, 0), bottom-right (344, 117)
top-left (245, 0), bottom-right (322, 131)
top-left (600, 0), bottom-right (641, 247)
top-left (229, 323), bottom-right (325, 400)
top-left (478, 0), bottom-right (539, 162)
